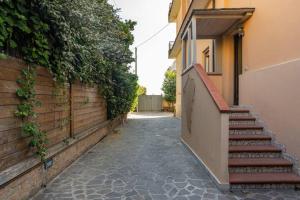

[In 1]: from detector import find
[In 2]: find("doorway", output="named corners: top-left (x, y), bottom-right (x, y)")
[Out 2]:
top-left (233, 34), bottom-right (243, 105)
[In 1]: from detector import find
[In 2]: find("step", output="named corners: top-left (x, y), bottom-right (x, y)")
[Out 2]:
top-left (229, 125), bottom-right (264, 130)
top-left (229, 109), bottom-right (250, 114)
top-left (229, 116), bottom-right (256, 121)
top-left (229, 145), bottom-right (281, 153)
top-left (229, 110), bottom-right (251, 117)
top-left (229, 125), bottom-right (264, 135)
top-left (229, 116), bottom-right (257, 126)
top-left (229, 134), bottom-right (271, 141)
top-left (229, 134), bottom-right (272, 145)
top-left (229, 158), bottom-right (292, 167)
top-left (230, 173), bottom-right (300, 184)
top-left (229, 145), bottom-right (282, 158)
top-left (229, 158), bottom-right (293, 173)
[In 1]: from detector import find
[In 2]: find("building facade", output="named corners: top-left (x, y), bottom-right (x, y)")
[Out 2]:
top-left (169, 0), bottom-right (300, 189)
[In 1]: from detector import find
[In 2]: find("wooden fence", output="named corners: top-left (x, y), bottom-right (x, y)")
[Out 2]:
top-left (138, 95), bottom-right (162, 112)
top-left (0, 58), bottom-right (107, 172)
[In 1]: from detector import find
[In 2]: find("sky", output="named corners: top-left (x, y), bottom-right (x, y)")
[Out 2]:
top-left (108, 0), bottom-right (176, 95)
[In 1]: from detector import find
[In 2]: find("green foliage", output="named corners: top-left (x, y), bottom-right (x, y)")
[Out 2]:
top-left (162, 69), bottom-right (176, 105)
top-left (0, 0), bottom-right (137, 120)
top-left (0, 0), bottom-right (50, 65)
top-left (15, 67), bottom-right (47, 161)
top-left (21, 122), bottom-right (47, 159)
top-left (1, 0), bottom-right (137, 161)
top-left (130, 85), bottom-right (147, 112)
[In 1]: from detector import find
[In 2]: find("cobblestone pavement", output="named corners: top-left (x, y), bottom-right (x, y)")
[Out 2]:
top-left (33, 113), bottom-right (300, 200)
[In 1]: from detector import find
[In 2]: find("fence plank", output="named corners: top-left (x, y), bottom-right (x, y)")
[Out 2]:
top-left (0, 58), bottom-right (107, 172)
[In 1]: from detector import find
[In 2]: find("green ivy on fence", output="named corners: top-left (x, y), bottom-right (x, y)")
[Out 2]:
top-left (0, 0), bottom-right (138, 161)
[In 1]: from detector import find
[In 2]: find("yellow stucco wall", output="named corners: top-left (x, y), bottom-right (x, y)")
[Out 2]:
top-left (182, 67), bottom-right (229, 187)
top-left (215, 0), bottom-right (300, 163)
top-left (218, 0), bottom-right (300, 71)
top-left (196, 40), bottom-right (213, 69)
top-left (175, 50), bottom-right (182, 117)
top-left (170, 0), bottom-right (300, 182)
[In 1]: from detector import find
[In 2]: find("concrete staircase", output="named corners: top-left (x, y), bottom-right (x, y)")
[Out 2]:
top-left (228, 108), bottom-right (300, 189)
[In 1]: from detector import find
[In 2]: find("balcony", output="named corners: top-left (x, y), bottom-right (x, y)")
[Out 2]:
top-left (168, 0), bottom-right (180, 22)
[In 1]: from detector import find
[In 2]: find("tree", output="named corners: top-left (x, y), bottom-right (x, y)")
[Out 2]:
top-left (131, 85), bottom-right (147, 112)
top-left (162, 69), bottom-right (176, 110)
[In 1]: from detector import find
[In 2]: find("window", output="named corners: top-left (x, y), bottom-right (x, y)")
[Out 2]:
top-left (203, 47), bottom-right (210, 72)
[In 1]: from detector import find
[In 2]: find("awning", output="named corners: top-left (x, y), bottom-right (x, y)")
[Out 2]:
top-left (194, 8), bottom-right (255, 39)
top-left (169, 8), bottom-right (255, 58)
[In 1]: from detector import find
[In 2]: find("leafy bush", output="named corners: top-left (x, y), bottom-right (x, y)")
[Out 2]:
top-left (0, 0), bottom-right (137, 160)
top-left (0, 0), bottom-right (137, 119)
top-left (130, 85), bottom-right (147, 112)
top-left (162, 69), bottom-right (176, 108)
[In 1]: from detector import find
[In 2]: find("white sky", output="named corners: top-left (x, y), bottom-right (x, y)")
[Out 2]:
top-left (108, 0), bottom-right (176, 95)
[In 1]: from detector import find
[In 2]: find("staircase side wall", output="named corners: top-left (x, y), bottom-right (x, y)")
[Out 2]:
top-left (240, 58), bottom-right (300, 166)
top-left (181, 67), bottom-right (229, 189)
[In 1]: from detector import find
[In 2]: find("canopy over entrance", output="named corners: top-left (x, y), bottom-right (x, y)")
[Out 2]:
top-left (169, 8), bottom-right (255, 58)
top-left (193, 8), bottom-right (255, 39)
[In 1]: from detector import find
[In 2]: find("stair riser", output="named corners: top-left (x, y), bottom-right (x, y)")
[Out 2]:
top-left (230, 121), bottom-right (256, 126)
top-left (230, 184), bottom-right (300, 190)
top-left (230, 130), bottom-right (263, 135)
top-left (229, 152), bottom-right (282, 159)
top-left (230, 140), bottom-right (271, 146)
top-left (229, 166), bottom-right (293, 173)
top-left (229, 113), bottom-right (251, 117)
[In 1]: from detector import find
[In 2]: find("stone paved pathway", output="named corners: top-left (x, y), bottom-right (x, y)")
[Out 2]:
top-left (33, 113), bottom-right (300, 200)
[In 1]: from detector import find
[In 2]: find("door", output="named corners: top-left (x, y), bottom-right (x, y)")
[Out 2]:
top-left (233, 34), bottom-right (243, 105)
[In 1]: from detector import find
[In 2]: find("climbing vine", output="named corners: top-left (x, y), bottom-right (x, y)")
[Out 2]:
top-left (0, 0), bottom-right (138, 160)
top-left (15, 67), bottom-right (47, 161)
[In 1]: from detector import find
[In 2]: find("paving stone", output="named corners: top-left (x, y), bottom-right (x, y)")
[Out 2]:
top-left (188, 180), bottom-right (203, 188)
top-left (75, 194), bottom-right (85, 199)
top-left (203, 193), bottom-right (216, 199)
top-left (151, 194), bottom-right (169, 200)
top-left (174, 182), bottom-right (188, 188)
top-left (105, 191), bottom-right (122, 198)
top-left (31, 113), bottom-right (300, 200)
top-left (125, 190), bottom-right (138, 197)
top-left (188, 195), bottom-right (202, 200)
top-left (163, 183), bottom-right (174, 192)
top-left (87, 175), bottom-right (105, 185)
top-left (97, 189), bottom-right (112, 195)
top-left (87, 194), bottom-right (102, 199)
top-left (187, 185), bottom-right (194, 191)
top-left (177, 188), bottom-right (190, 196)
top-left (169, 188), bottom-right (178, 197)
top-left (173, 196), bottom-right (188, 200)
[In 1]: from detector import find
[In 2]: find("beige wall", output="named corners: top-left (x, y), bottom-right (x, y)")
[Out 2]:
top-left (214, 0), bottom-right (300, 163)
top-left (182, 67), bottom-right (229, 186)
top-left (219, 35), bottom-right (234, 105)
top-left (240, 59), bottom-right (300, 165)
top-left (218, 0), bottom-right (300, 71)
top-left (176, 3), bottom-right (183, 33)
top-left (196, 39), bottom-right (213, 70)
top-left (208, 74), bottom-right (223, 96)
top-left (213, 0), bottom-right (300, 105)
top-left (175, 50), bottom-right (183, 117)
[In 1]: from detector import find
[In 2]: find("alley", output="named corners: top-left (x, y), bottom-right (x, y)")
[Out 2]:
top-left (33, 113), bottom-right (300, 200)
